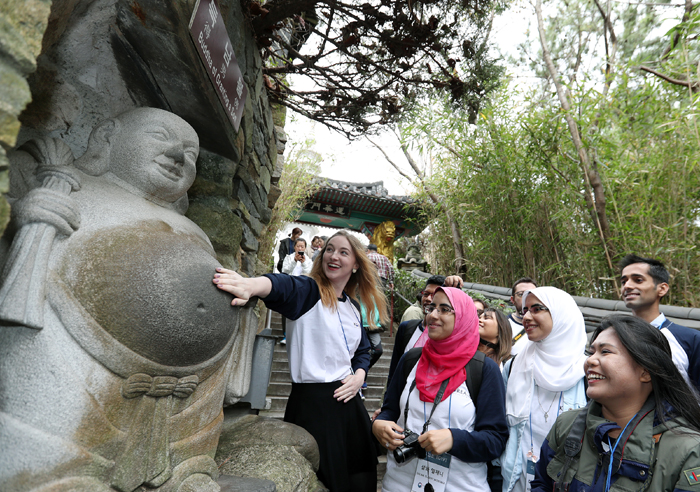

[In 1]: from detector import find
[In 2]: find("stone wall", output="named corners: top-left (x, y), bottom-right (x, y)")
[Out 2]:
top-left (0, 0), bottom-right (53, 235)
top-left (7, 0), bottom-right (281, 277)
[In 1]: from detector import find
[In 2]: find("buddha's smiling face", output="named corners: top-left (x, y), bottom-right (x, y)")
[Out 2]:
top-left (108, 112), bottom-right (199, 202)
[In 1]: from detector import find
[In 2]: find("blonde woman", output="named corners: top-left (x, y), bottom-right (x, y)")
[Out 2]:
top-left (214, 230), bottom-right (388, 492)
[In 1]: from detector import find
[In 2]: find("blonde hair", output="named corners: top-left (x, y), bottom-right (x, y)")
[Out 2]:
top-left (310, 230), bottom-right (389, 330)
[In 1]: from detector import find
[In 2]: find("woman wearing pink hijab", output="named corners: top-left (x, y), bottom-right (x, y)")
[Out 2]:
top-left (373, 287), bottom-right (509, 492)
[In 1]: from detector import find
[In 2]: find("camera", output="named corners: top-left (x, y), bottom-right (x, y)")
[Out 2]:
top-left (298, 251), bottom-right (304, 257)
top-left (393, 429), bottom-right (425, 464)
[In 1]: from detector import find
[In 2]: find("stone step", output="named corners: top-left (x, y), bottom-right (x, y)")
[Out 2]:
top-left (271, 360), bottom-right (289, 371)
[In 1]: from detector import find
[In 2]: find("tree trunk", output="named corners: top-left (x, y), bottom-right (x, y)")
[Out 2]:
top-left (367, 136), bottom-right (467, 274)
top-left (534, 0), bottom-right (618, 293)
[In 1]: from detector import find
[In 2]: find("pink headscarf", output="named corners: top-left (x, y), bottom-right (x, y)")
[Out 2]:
top-left (414, 287), bottom-right (480, 402)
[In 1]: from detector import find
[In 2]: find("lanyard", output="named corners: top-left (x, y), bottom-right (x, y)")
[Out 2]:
top-left (404, 378), bottom-right (450, 434)
top-left (336, 294), bottom-right (362, 357)
top-left (424, 394), bottom-right (452, 428)
top-left (604, 414), bottom-right (638, 492)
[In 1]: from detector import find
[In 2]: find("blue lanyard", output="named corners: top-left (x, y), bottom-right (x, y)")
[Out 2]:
top-left (605, 414), bottom-right (638, 492)
top-left (336, 294), bottom-right (362, 363)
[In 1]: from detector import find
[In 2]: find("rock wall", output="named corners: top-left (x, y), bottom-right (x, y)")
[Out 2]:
top-left (0, 0), bottom-right (53, 235)
top-left (8, 0), bottom-right (281, 277)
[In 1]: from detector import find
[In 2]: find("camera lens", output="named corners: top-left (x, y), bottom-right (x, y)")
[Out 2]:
top-left (393, 444), bottom-right (417, 464)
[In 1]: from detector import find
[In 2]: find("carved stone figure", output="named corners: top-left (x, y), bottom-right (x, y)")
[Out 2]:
top-left (397, 238), bottom-right (428, 272)
top-left (370, 220), bottom-right (396, 262)
top-left (0, 108), bottom-right (253, 492)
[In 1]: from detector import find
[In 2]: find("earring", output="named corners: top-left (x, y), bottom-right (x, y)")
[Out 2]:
top-left (352, 268), bottom-right (357, 274)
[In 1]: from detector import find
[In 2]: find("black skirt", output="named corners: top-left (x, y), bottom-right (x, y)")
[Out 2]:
top-left (284, 381), bottom-right (377, 492)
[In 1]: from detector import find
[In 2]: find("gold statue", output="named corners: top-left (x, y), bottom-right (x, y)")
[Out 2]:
top-left (370, 220), bottom-right (396, 262)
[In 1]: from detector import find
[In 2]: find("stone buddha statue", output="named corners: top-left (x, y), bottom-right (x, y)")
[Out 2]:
top-left (0, 108), bottom-right (251, 492)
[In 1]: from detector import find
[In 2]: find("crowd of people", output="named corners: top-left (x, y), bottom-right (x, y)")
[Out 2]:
top-left (214, 232), bottom-right (700, 492)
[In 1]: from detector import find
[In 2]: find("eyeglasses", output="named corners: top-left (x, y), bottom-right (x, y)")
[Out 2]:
top-left (420, 290), bottom-right (436, 298)
top-left (522, 304), bottom-right (549, 315)
top-left (425, 305), bottom-right (455, 315)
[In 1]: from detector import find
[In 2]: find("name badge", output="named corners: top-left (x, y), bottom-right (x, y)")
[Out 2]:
top-left (525, 450), bottom-right (538, 491)
top-left (411, 452), bottom-right (451, 492)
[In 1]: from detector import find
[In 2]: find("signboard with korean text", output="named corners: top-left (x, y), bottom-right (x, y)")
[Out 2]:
top-left (305, 201), bottom-right (352, 218)
top-left (189, 0), bottom-right (248, 132)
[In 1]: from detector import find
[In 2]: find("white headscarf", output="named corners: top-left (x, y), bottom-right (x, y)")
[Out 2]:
top-left (505, 286), bottom-right (587, 425)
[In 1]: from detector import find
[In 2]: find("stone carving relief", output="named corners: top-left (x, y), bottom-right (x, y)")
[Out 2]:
top-left (0, 108), bottom-right (257, 492)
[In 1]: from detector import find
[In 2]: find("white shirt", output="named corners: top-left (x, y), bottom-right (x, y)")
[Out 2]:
top-left (281, 253), bottom-right (312, 276)
top-left (514, 384), bottom-right (561, 492)
top-left (651, 313), bottom-right (692, 387)
top-left (286, 297), bottom-right (362, 383)
top-left (381, 365), bottom-right (487, 492)
top-left (404, 327), bottom-right (423, 354)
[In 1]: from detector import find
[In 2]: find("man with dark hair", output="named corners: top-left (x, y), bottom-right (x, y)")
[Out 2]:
top-left (508, 276), bottom-right (538, 355)
top-left (619, 253), bottom-right (700, 391)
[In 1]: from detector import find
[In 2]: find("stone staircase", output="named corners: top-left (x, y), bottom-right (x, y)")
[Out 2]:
top-left (259, 311), bottom-right (394, 490)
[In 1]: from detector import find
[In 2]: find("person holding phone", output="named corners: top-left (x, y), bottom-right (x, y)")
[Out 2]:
top-left (282, 237), bottom-right (312, 276)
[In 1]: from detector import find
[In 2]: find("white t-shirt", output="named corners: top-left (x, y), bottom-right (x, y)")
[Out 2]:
top-left (286, 297), bottom-right (362, 383)
top-left (514, 384), bottom-right (562, 492)
top-left (381, 366), bottom-right (487, 492)
top-left (404, 327), bottom-right (423, 354)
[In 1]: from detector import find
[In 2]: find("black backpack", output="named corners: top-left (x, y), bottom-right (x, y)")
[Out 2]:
top-left (401, 347), bottom-right (485, 403)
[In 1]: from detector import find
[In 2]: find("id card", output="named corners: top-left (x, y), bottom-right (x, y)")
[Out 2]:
top-left (411, 452), bottom-right (451, 492)
top-left (525, 450), bottom-right (538, 492)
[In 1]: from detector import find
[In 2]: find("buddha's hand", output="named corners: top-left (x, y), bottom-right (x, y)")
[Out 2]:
top-left (13, 187), bottom-right (80, 236)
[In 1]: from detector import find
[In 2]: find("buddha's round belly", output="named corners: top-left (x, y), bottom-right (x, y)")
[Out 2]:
top-left (61, 223), bottom-right (237, 366)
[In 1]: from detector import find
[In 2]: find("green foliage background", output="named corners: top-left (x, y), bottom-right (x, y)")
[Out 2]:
top-left (398, 3), bottom-right (700, 306)
top-left (257, 141), bottom-right (321, 275)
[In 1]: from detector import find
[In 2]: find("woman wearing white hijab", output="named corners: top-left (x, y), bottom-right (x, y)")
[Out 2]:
top-left (500, 287), bottom-right (588, 492)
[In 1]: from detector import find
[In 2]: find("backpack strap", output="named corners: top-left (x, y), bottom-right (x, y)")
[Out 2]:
top-left (465, 351), bottom-right (485, 403)
top-left (553, 404), bottom-right (589, 491)
top-left (402, 347), bottom-right (423, 383)
top-left (401, 347), bottom-right (484, 404)
top-left (507, 354), bottom-right (517, 378)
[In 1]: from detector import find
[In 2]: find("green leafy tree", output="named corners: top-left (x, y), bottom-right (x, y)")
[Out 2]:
top-left (245, 0), bottom-right (505, 137)
top-left (256, 140), bottom-right (321, 274)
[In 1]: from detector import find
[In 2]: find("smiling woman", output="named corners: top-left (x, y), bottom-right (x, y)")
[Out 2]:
top-left (213, 230), bottom-right (388, 492)
top-left (531, 316), bottom-right (700, 492)
top-left (373, 287), bottom-right (509, 492)
top-left (501, 286), bottom-right (589, 492)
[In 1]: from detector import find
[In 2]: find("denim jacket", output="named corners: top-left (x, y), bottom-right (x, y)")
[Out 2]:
top-left (500, 358), bottom-right (588, 492)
